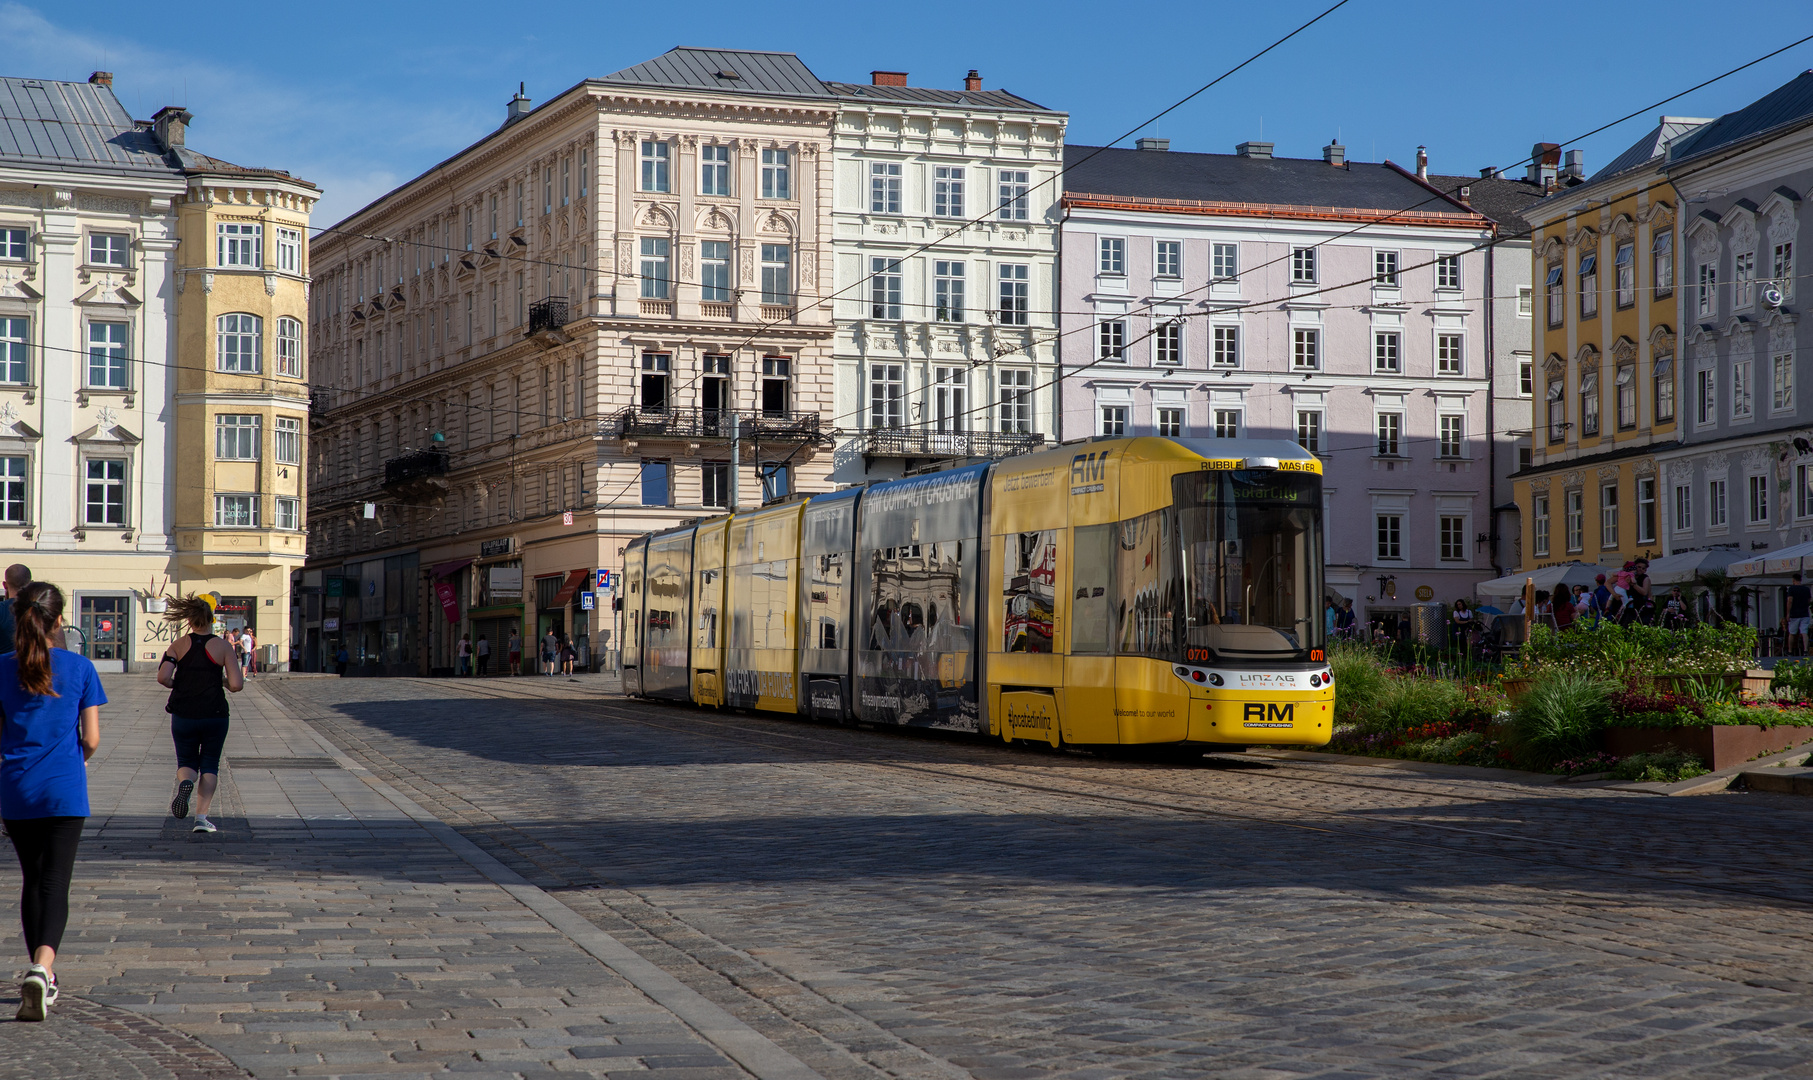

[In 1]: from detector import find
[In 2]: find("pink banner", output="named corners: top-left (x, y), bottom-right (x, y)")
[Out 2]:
top-left (435, 581), bottom-right (459, 624)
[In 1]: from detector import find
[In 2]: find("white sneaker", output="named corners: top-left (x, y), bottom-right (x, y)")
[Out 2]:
top-left (192, 816), bottom-right (218, 834)
top-left (17, 965), bottom-right (50, 1021)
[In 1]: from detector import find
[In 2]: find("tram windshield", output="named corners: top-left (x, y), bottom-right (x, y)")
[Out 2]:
top-left (1175, 470), bottom-right (1324, 664)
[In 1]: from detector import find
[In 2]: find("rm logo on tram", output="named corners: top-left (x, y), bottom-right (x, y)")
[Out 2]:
top-left (1242, 703), bottom-right (1294, 728)
top-left (1070, 451), bottom-right (1110, 494)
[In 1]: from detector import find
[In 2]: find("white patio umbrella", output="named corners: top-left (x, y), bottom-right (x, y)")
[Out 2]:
top-left (1473, 561), bottom-right (1611, 600)
top-left (1644, 549), bottom-right (1745, 585)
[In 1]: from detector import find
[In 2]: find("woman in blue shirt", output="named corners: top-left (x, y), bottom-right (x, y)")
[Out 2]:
top-left (0, 582), bottom-right (104, 1022)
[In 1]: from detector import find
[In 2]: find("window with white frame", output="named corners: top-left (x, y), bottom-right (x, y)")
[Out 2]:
top-left (1518, 286), bottom-right (1533, 316)
top-left (640, 238), bottom-right (670, 299)
top-left (1098, 319), bottom-right (1126, 362)
top-left (1614, 243), bottom-right (1635, 306)
top-left (1734, 249), bottom-right (1757, 308)
top-left (1579, 250), bottom-right (1598, 317)
top-left (214, 493), bottom-right (258, 528)
top-left (761, 149), bottom-right (790, 199)
top-left (0, 227), bottom-right (27, 261)
top-left (1547, 377), bottom-right (1566, 443)
top-left (700, 144), bottom-right (731, 196)
top-left (1376, 514), bottom-right (1402, 560)
top-left (580, 148), bottom-right (588, 199)
top-left (1608, 364), bottom-right (1633, 428)
top-left (276, 495), bottom-right (300, 530)
top-left (1520, 356), bottom-right (1533, 396)
top-left (640, 140), bottom-right (669, 192)
top-left (1212, 242), bottom-right (1238, 281)
top-left (276, 228), bottom-right (301, 274)
top-left (869, 363), bottom-right (904, 428)
top-left (1376, 411), bottom-right (1402, 456)
top-left (1697, 367), bottom-right (1716, 425)
top-left (1637, 477), bottom-right (1657, 544)
top-left (997, 169), bottom-right (1030, 220)
top-left (1440, 516), bottom-right (1466, 561)
top-left (998, 369), bottom-right (1032, 433)
top-left (88, 232), bottom-right (129, 267)
top-left (1732, 358), bottom-right (1754, 419)
top-left (1157, 406), bottom-right (1184, 438)
top-left (274, 416), bottom-right (301, 465)
top-left (1437, 254), bottom-right (1462, 290)
top-left (217, 222), bottom-right (262, 267)
top-left (1799, 464), bottom-right (1813, 519)
top-left (1749, 474), bottom-right (1770, 524)
top-left (1099, 237), bottom-right (1124, 274)
top-left (1100, 404), bottom-right (1128, 436)
top-left (869, 162), bottom-right (901, 213)
top-left (1697, 260), bottom-right (1716, 317)
top-left (1374, 250), bottom-right (1399, 286)
top-left (275, 316), bottom-right (301, 377)
top-left (1155, 241), bottom-right (1180, 278)
top-left (1674, 483), bottom-right (1692, 532)
top-left (870, 258), bottom-right (902, 319)
top-left (1774, 240), bottom-right (1795, 301)
top-left (1154, 320), bottom-right (1182, 365)
top-left (1291, 247), bottom-right (1316, 283)
top-left (1565, 489), bottom-right (1584, 551)
top-left (1297, 409), bottom-right (1322, 453)
top-left (0, 456), bottom-right (22, 523)
top-left (1292, 328), bottom-right (1319, 370)
top-left (1655, 356), bottom-right (1675, 422)
top-left (215, 414), bottom-right (261, 460)
top-left (0, 316), bottom-right (26, 384)
top-left (1775, 352), bottom-right (1795, 412)
top-left (1374, 332), bottom-right (1400, 373)
top-left (1709, 477), bottom-right (1728, 528)
top-left (933, 366), bottom-right (967, 432)
top-left (701, 241), bottom-right (731, 301)
top-left (1213, 408), bottom-right (1240, 439)
top-left (934, 261), bottom-right (965, 322)
top-left (88, 321), bottom-right (129, 388)
top-left (997, 264), bottom-right (1028, 325)
top-left (1580, 369), bottom-right (1600, 437)
top-left (543, 167), bottom-right (553, 214)
top-left (561, 156), bottom-right (571, 206)
top-left (1600, 484), bottom-right (1619, 547)
top-left (1546, 263), bottom-right (1564, 325)
top-left (1212, 325), bottom-right (1239, 367)
top-left (933, 166), bottom-right (964, 218)
top-left (1533, 494), bottom-right (1551, 556)
top-left (1653, 230), bottom-right (1674, 296)
top-left (1439, 413), bottom-right (1465, 458)
top-left (85, 459), bottom-right (125, 525)
top-left (760, 244), bottom-right (791, 306)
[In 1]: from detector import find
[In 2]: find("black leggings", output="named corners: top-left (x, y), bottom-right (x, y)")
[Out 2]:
top-left (5, 816), bottom-right (83, 956)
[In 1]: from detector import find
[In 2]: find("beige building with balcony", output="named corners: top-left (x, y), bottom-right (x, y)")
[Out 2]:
top-left (302, 48), bottom-right (838, 675)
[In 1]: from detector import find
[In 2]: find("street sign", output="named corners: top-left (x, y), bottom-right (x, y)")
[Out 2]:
top-left (596, 568), bottom-right (612, 590)
top-left (1415, 585), bottom-right (1435, 601)
top-left (480, 537), bottom-right (512, 557)
top-left (324, 617), bottom-right (340, 631)
top-left (562, 510), bottom-right (574, 526)
top-left (579, 591), bottom-right (596, 611)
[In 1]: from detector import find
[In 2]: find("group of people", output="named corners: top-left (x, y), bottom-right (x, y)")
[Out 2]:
top-left (1529, 557), bottom-right (1692, 630)
top-left (1321, 597), bottom-right (1360, 640)
top-left (0, 564), bottom-right (243, 1021)
top-left (453, 628), bottom-right (580, 677)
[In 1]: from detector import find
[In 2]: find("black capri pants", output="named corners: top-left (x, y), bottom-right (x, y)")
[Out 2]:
top-left (171, 714), bottom-right (231, 774)
top-left (5, 816), bottom-right (84, 956)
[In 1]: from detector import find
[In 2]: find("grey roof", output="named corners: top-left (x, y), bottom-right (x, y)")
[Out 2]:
top-left (1062, 144), bottom-right (1474, 214)
top-left (1584, 116), bottom-right (1710, 184)
top-left (823, 81), bottom-right (1049, 112)
top-left (0, 76), bottom-right (179, 176)
top-left (599, 47), bottom-right (832, 98)
top-left (1425, 173), bottom-right (1545, 230)
top-left (1668, 70), bottom-right (1813, 166)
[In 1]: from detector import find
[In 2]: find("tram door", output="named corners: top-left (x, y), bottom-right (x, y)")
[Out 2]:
top-left (800, 488), bottom-right (861, 721)
top-left (642, 529), bottom-right (695, 701)
top-left (622, 539), bottom-right (647, 696)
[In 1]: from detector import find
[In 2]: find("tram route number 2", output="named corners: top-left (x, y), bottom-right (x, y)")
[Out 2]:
top-left (1242, 703), bottom-right (1294, 728)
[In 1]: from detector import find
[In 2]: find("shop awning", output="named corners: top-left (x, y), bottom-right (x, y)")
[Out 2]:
top-left (432, 558), bottom-right (474, 579)
top-left (1730, 540), bottom-right (1813, 579)
top-left (550, 567), bottom-right (591, 607)
top-left (1644, 549), bottom-right (1743, 585)
top-left (1473, 561), bottom-right (1613, 599)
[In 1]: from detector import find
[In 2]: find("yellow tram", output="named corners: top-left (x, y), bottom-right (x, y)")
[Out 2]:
top-left (622, 436), bottom-right (1334, 749)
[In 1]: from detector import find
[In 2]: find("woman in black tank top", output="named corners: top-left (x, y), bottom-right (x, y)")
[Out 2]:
top-left (155, 596), bottom-right (243, 833)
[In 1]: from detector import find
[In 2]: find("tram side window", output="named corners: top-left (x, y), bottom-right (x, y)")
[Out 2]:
top-left (1003, 529), bottom-right (1057, 654)
top-left (1115, 509), bottom-right (1177, 660)
top-left (809, 552), bottom-right (845, 650)
top-left (1070, 525), bottom-right (1113, 654)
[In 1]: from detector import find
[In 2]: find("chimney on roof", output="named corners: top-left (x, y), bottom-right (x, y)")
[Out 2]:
top-left (1415, 145), bottom-right (1428, 180)
top-left (1323, 140), bottom-right (1345, 166)
top-left (505, 83), bottom-right (531, 125)
top-left (1563, 149), bottom-right (1585, 180)
top-left (151, 106), bottom-right (191, 151)
top-left (1236, 141), bottom-right (1273, 159)
top-left (1458, 185), bottom-right (1472, 204)
top-left (871, 71), bottom-right (909, 86)
top-left (964, 70), bottom-right (982, 92)
top-left (1479, 167), bottom-right (1495, 178)
top-left (1527, 142), bottom-right (1561, 189)
top-left (88, 71), bottom-right (113, 88)
top-left (1135, 137), bottom-right (1169, 152)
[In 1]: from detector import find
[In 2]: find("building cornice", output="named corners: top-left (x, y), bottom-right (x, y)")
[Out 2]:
top-left (1062, 192), bottom-right (1490, 230)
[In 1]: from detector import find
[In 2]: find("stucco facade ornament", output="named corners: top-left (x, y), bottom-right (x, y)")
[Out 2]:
top-left (1729, 211), bottom-right (1758, 256)
top-left (1567, 226), bottom-right (1596, 249)
top-left (0, 190), bottom-right (42, 208)
top-left (1563, 471), bottom-right (1583, 488)
top-left (1650, 324), bottom-right (1676, 353)
top-left (1598, 465), bottom-right (1621, 481)
top-left (1529, 476), bottom-right (1551, 492)
top-left (1612, 336), bottom-right (1636, 364)
top-left (1768, 204), bottom-right (1798, 247)
top-left (1744, 448), bottom-right (1772, 474)
top-left (1770, 319), bottom-right (1797, 355)
top-left (1667, 459), bottom-right (1693, 483)
top-left (1633, 458), bottom-right (1656, 477)
top-left (1543, 353), bottom-right (1566, 377)
top-left (1611, 214), bottom-right (1635, 241)
top-left (1705, 452), bottom-right (1729, 475)
top-left (1691, 220), bottom-right (1720, 261)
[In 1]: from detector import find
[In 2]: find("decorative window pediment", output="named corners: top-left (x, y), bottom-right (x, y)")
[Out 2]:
top-left (1612, 335), bottom-right (1637, 363)
top-left (1611, 213), bottom-right (1635, 241)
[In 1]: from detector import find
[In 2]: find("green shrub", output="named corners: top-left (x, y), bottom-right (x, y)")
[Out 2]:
top-left (1506, 670), bottom-right (1613, 769)
top-left (1611, 749), bottom-right (1709, 783)
top-left (1772, 660), bottom-right (1813, 702)
top-left (1514, 621), bottom-right (1756, 680)
top-left (1330, 641), bottom-right (1390, 727)
top-left (1363, 674), bottom-right (1467, 736)
top-left (1397, 730), bottom-right (1486, 765)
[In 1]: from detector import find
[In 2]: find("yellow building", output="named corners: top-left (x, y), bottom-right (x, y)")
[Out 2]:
top-left (1514, 122), bottom-right (1706, 571)
top-left (161, 107), bottom-right (318, 665)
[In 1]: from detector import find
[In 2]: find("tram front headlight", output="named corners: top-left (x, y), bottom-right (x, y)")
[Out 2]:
top-left (1208, 672), bottom-right (1224, 687)
top-left (1310, 674), bottom-right (1321, 688)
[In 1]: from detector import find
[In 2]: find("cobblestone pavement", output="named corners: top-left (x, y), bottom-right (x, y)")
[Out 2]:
top-left (251, 675), bottom-right (1813, 1080)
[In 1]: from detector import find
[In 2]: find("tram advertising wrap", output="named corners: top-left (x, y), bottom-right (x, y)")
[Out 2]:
top-left (622, 437), bottom-right (1334, 750)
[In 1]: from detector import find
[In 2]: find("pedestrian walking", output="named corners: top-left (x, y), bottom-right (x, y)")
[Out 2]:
top-left (1789, 573), bottom-right (1812, 656)
top-left (157, 595), bottom-right (244, 836)
top-left (457, 634), bottom-right (472, 677)
top-left (0, 563), bottom-right (29, 655)
top-left (1, 582), bottom-right (104, 1021)
top-left (560, 636), bottom-right (577, 678)
top-left (476, 635), bottom-right (491, 677)
top-left (507, 629), bottom-right (521, 676)
top-left (240, 628), bottom-right (257, 677)
top-left (541, 630), bottom-right (558, 676)
top-left (335, 644), bottom-right (349, 677)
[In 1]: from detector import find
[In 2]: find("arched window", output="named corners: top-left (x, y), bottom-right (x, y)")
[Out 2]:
top-left (276, 316), bottom-right (303, 377)
top-left (217, 313), bottom-right (262, 373)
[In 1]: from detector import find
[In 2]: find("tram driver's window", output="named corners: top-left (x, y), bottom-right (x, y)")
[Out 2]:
top-left (1070, 525), bottom-right (1112, 654)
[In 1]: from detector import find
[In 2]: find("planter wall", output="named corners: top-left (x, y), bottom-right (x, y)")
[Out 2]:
top-left (1503, 669), bottom-right (1771, 704)
top-left (1602, 724), bottom-right (1813, 771)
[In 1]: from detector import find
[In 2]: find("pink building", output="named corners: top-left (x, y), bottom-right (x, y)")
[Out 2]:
top-left (1059, 140), bottom-right (1499, 627)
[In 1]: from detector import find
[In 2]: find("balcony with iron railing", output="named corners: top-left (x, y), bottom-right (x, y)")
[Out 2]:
top-left (383, 448), bottom-right (450, 488)
top-left (527, 295), bottom-right (569, 335)
top-left (861, 427), bottom-right (1046, 461)
top-left (606, 407), bottom-right (824, 444)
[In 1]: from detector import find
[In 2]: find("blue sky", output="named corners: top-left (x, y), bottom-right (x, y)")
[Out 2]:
top-left (9, 1), bottom-right (1812, 226)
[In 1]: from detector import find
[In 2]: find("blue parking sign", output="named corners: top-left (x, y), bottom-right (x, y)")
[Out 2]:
top-left (596, 568), bottom-right (611, 590)
top-left (579, 591), bottom-right (596, 611)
